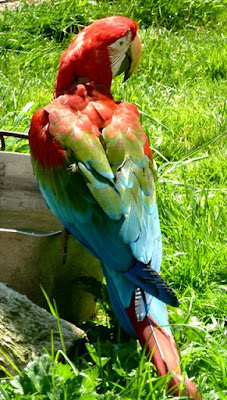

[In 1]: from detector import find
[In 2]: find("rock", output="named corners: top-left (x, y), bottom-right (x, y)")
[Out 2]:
top-left (0, 283), bottom-right (86, 375)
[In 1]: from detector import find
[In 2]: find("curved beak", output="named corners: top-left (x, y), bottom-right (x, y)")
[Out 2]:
top-left (124, 32), bottom-right (142, 82)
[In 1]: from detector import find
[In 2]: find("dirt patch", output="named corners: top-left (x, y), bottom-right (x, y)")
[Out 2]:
top-left (0, 0), bottom-right (41, 10)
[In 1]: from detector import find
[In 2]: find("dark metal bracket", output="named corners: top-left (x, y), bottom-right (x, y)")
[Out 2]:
top-left (0, 130), bottom-right (28, 151)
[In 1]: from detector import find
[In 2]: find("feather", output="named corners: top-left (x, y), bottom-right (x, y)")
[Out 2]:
top-left (126, 261), bottom-right (179, 307)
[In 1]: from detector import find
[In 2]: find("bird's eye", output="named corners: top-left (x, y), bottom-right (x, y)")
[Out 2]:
top-left (108, 35), bottom-right (130, 53)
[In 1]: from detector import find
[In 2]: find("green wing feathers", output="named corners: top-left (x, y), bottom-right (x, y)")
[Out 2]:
top-left (102, 103), bottom-right (147, 170)
top-left (45, 101), bottom-right (114, 180)
top-left (43, 91), bottom-right (156, 226)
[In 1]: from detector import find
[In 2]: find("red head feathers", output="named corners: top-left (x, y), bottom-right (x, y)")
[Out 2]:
top-left (54, 16), bottom-right (141, 98)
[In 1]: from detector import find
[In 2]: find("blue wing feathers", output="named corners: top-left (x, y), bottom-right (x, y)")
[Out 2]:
top-left (119, 160), bottom-right (134, 188)
top-left (130, 204), bottom-right (161, 266)
top-left (120, 196), bottom-right (141, 243)
top-left (125, 261), bottom-right (179, 307)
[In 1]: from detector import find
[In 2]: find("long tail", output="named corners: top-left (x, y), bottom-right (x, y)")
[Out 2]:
top-left (126, 294), bottom-right (201, 399)
top-left (103, 266), bottom-right (201, 398)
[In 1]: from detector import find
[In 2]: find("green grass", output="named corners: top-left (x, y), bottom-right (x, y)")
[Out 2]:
top-left (0, 0), bottom-right (226, 399)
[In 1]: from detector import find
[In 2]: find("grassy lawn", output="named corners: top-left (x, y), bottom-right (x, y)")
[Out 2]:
top-left (0, 0), bottom-right (226, 399)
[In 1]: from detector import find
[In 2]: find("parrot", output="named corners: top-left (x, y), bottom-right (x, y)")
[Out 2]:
top-left (29, 16), bottom-right (201, 398)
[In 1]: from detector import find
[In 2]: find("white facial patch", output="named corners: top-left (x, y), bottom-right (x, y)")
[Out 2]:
top-left (108, 31), bottom-right (132, 77)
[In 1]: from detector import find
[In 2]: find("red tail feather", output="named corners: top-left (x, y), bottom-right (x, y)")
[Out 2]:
top-left (127, 296), bottom-right (201, 399)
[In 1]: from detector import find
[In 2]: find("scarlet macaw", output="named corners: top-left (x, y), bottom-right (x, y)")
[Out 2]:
top-left (29, 16), bottom-right (200, 398)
